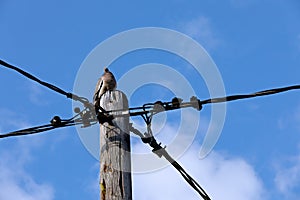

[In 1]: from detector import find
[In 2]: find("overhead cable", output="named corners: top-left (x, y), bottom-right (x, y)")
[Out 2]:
top-left (0, 59), bottom-right (90, 105)
top-left (201, 85), bottom-right (300, 105)
top-left (130, 124), bottom-right (211, 200)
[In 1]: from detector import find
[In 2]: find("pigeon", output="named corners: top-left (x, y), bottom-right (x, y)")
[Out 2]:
top-left (93, 67), bottom-right (117, 108)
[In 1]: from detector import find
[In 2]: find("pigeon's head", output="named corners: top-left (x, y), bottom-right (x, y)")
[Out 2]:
top-left (104, 67), bottom-right (109, 72)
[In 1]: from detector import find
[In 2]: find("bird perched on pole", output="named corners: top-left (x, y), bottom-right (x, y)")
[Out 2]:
top-left (93, 67), bottom-right (117, 109)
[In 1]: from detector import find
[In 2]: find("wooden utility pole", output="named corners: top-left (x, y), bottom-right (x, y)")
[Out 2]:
top-left (99, 90), bottom-right (132, 200)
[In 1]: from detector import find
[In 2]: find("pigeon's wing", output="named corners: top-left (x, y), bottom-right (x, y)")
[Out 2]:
top-left (93, 77), bottom-right (104, 106)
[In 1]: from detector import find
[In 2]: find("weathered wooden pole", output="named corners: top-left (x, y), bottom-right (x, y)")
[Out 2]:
top-left (99, 90), bottom-right (132, 200)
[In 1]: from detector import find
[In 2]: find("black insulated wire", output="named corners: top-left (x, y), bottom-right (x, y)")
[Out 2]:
top-left (0, 59), bottom-right (90, 105)
top-left (129, 124), bottom-right (211, 200)
top-left (201, 85), bottom-right (300, 105)
top-left (1, 59), bottom-right (300, 199)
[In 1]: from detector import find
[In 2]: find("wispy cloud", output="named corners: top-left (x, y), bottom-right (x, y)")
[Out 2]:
top-left (133, 146), bottom-right (266, 199)
top-left (277, 103), bottom-right (300, 131)
top-left (131, 112), bottom-right (265, 199)
top-left (27, 83), bottom-right (49, 106)
top-left (0, 165), bottom-right (54, 200)
top-left (0, 108), bottom-right (55, 200)
top-left (274, 153), bottom-right (300, 198)
top-left (294, 104), bottom-right (300, 131)
top-left (131, 109), bottom-right (206, 156)
top-left (83, 162), bottom-right (100, 199)
top-left (0, 138), bottom-right (55, 200)
top-left (179, 16), bottom-right (220, 51)
top-left (0, 108), bottom-right (31, 133)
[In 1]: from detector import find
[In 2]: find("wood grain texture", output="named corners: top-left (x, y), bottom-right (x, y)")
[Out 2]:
top-left (99, 90), bottom-right (132, 200)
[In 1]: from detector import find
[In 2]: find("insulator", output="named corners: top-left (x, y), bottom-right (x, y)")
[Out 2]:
top-left (50, 116), bottom-right (62, 126)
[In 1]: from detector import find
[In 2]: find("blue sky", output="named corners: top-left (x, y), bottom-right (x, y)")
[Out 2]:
top-left (1, 0), bottom-right (300, 199)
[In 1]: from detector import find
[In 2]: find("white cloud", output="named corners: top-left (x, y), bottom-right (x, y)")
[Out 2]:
top-left (133, 146), bottom-right (266, 200)
top-left (271, 106), bottom-right (300, 200)
top-left (0, 165), bottom-right (54, 200)
top-left (83, 163), bottom-right (100, 199)
top-left (130, 110), bottom-right (209, 173)
top-left (294, 104), bottom-right (300, 130)
top-left (277, 103), bottom-right (300, 131)
top-left (274, 154), bottom-right (300, 198)
top-left (27, 83), bottom-right (49, 106)
top-left (0, 108), bottom-right (31, 133)
top-left (180, 16), bottom-right (220, 51)
top-left (0, 138), bottom-right (55, 200)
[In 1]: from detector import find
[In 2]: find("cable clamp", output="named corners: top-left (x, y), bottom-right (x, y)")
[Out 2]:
top-left (190, 96), bottom-right (202, 111)
top-left (96, 112), bottom-right (114, 125)
top-left (171, 97), bottom-right (183, 108)
top-left (50, 116), bottom-right (62, 127)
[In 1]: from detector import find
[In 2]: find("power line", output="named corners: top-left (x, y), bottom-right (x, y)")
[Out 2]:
top-left (0, 121), bottom-right (74, 138)
top-left (0, 58), bottom-right (299, 138)
top-left (100, 83), bottom-right (300, 118)
top-left (1, 59), bottom-right (300, 199)
top-left (2, 81), bottom-right (299, 138)
top-left (201, 85), bottom-right (300, 105)
top-left (1, 58), bottom-right (300, 118)
top-left (0, 107), bottom-right (98, 138)
top-left (0, 59), bottom-right (91, 106)
top-left (130, 124), bottom-right (211, 200)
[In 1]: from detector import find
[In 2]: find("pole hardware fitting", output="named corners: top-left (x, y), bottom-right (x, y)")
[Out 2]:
top-left (190, 96), bottom-right (202, 111)
top-left (74, 107), bottom-right (94, 128)
top-left (141, 134), bottom-right (166, 158)
top-left (171, 97), bottom-right (183, 108)
top-left (50, 116), bottom-right (62, 127)
top-left (96, 112), bottom-right (114, 126)
top-left (152, 101), bottom-right (164, 112)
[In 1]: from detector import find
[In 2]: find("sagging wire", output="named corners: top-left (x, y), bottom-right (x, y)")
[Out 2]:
top-left (1, 59), bottom-right (300, 132)
top-left (1, 59), bottom-right (300, 199)
top-left (0, 59), bottom-right (99, 138)
top-left (0, 59), bottom-right (106, 112)
top-left (101, 85), bottom-right (300, 117)
top-left (1, 85), bottom-right (300, 138)
top-left (0, 106), bottom-right (98, 138)
top-left (0, 120), bottom-right (75, 139)
top-left (201, 84), bottom-right (300, 105)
